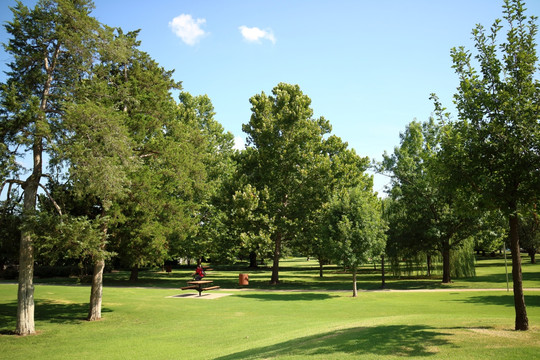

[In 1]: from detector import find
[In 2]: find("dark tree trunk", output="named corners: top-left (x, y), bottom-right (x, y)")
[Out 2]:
top-left (426, 254), bottom-right (432, 277)
top-left (270, 233), bottom-right (281, 285)
top-left (130, 265), bottom-right (139, 282)
top-left (88, 259), bottom-right (105, 321)
top-left (352, 267), bottom-right (358, 297)
top-left (442, 243), bottom-right (451, 284)
top-left (381, 255), bottom-right (386, 289)
top-left (528, 250), bottom-right (536, 264)
top-left (249, 251), bottom-right (258, 268)
top-left (319, 259), bottom-right (324, 278)
top-left (509, 214), bottom-right (529, 331)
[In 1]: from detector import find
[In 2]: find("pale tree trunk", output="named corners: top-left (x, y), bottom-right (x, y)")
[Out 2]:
top-left (87, 259), bottom-right (105, 321)
top-left (16, 141), bottom-right (42, 335)
top-left (88, 219), bottom-right (108, 321)
top-left (352, 267), bottom-right (358, 297)
top-left (509, 213), bottom-right (528, 331)
top-left (270, 233), bottom-right (281, 285)
top-left (16, 182), bottom-right (37, 335)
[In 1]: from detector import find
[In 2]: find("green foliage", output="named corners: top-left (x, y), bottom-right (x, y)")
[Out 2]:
top-left (321, 187), bottom-right (386, 270)
top-left (381, 119), bottom-right (479, 282)
top-left (446, 0), bottom-right (540, 215)
top-left (450, 238), bottom-right (476, 278)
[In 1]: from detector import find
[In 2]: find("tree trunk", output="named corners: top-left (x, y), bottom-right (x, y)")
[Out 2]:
top-left (381, 255), bottom-right (386, 289)
top-left (509, 214), bottom-right (529, 331)
top-left (319, 259), bottom-right (324, 278)
top-left (270, 233), bottom-right (281, 285)
top-left (249, 251), bottom-right (258, 268)
top-left (426, 254), bottom-right (432, 277)
top-left (87, 259), bottom-right (105, 321)
top-left (442, 243), bottom-right (451, 283)
top-left (15, 146), bottom-right (42, 335)
top-left (528, 251), bottom-right (536, 264)
top-left (352, 267), bottom-right (358, 297)
top-left (129, 264), bottom-right (139, 282)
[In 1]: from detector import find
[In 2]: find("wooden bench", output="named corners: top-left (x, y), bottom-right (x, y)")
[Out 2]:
top-left (202, 286), bottom-right (220, 291)
top-left (181, 285), bottom-right (198, 290)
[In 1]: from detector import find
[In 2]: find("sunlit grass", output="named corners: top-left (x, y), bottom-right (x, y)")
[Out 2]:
top-left (1, 283), bottom-right (539, 359)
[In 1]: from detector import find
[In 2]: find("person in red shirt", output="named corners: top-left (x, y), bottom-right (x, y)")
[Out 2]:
top-left (193, 265), bottom-right (206, 280)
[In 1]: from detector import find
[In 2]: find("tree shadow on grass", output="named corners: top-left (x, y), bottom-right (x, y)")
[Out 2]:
top-left (448, 294), bottom-right (540, 308)
top-left (0, 299), bottom-right (113, 331)
top-left (216, 325), bottom-right (453, 359)
top-left (235, 293), bottom-right (338, 301)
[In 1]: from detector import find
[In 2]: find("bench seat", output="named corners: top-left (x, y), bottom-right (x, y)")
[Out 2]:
top-left (202, 286), bottom-right (220, 291)
top-left (181, 285), bottom-right (198, 290)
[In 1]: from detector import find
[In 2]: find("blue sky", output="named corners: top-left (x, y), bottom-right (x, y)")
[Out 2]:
top-left (1, 0), bottom-right (540, 194)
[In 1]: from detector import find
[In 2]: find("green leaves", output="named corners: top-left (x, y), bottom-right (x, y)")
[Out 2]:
top-left (321, 187), bottom-right (386, 269)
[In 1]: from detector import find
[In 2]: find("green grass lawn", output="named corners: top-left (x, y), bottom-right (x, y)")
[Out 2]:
top-left (1, 256), bottom-right (539, 359)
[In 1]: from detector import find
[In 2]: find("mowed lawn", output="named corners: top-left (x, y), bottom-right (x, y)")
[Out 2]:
top-left (0, 257), bottom-right (539, 359)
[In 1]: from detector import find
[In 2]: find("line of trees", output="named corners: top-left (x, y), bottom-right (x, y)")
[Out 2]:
top-left (0, 1), bottom-right (385, 335)
top-left (1, 0), bottom-right (538, 335)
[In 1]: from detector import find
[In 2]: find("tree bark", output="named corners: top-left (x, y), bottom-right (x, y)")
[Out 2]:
top-left (442, 243), bottom-right (451, 283)
top-left (16, 181), bottom-right (37, 335)
top-left (87, 259), bottom-right (105, 321)
top-left (352, 267), bottom-right (358, 297)
top-left (249, 251), bottom-right (258, 268)
top-left (270, 233), bottom-right (281, 285)
top-left (15, 144), bottom-right (42, 335)
top-left (381, 255), bottom-right (386, 289)
top-left (319, 259), bottom-right (324, 278)
top-left (509, 214), bottom-right (528, 331)
top-left (528, 251), bottom-right (536, 264)
top-left (426, 254), bottom-right (432, 277)
top-left (129, 264), bottom-right (139, 282)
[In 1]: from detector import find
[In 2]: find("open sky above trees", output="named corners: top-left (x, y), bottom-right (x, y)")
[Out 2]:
top-left (1, 0), bottom-right (539, 194)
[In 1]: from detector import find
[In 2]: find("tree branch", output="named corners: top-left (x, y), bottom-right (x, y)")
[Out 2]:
top-left (38, 183), bottom-right (62, 216)
top-left (0, 179), bottom-right (25, 198)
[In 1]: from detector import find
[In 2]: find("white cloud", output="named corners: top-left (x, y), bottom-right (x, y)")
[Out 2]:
top-left (169, 14), bottom-right (207, 46)
top-left (233, 136), bottom-right (246, 150)
top-left (239, 26), bottom-right (276, 44)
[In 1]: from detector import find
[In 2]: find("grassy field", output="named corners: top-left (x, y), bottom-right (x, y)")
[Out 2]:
top-left (1, 256), bottom-right (539, 359)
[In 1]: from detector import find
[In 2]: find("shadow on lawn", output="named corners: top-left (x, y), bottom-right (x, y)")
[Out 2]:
top-left (448, 294), bottom-right (540, 308)
top-left (0, 300), bottom-right (112, 329)
top-left (235, 293), bottom-right (338, 301)
top-left (215, 325), bottom-right (453, 359)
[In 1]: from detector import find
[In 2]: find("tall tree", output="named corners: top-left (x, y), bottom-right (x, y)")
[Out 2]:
top-left (382, 119), bottom-right (479, 283)
top-left (295, 135), bottom-right (371, 277)
top-left (443, 0), bottom-right (540, 330)
top-left (0, 0), bottom-right (99, 335)
top-left (241, 83), bottom-right (334, 284)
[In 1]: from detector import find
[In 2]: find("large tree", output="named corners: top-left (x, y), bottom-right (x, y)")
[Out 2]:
top-left (443, 0), bottom-right (540, 330)
top-left (241, 83), bottom-right (335, 284)
top-left (0, 0), bottom-right (99, 335)
top-left (382, 119), bottom-right (479, 283)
